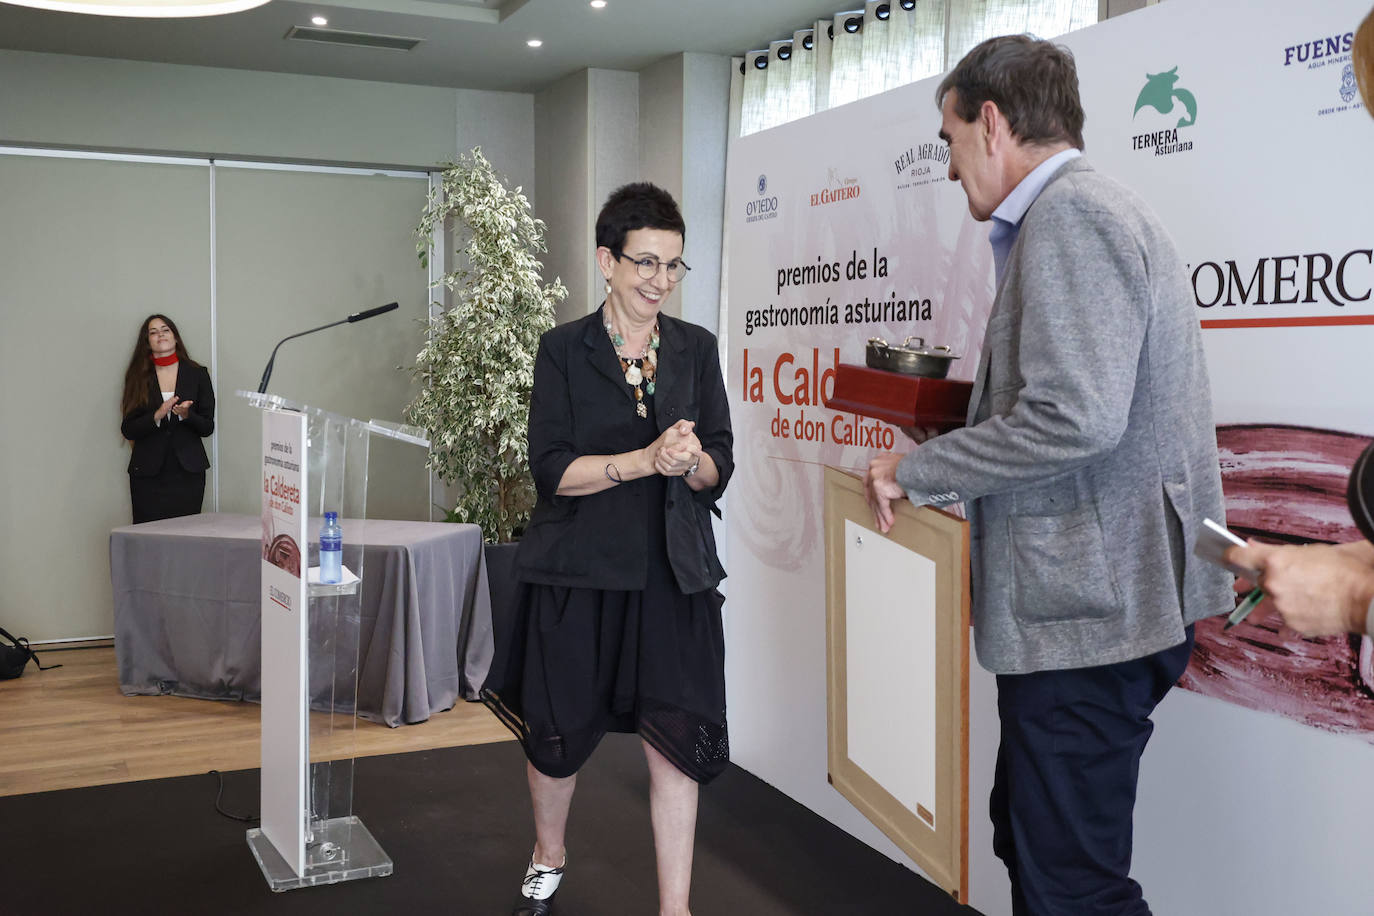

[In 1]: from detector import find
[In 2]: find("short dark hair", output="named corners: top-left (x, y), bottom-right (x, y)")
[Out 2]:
top-left (595, 182), bottom-right (686, 252)
top-left (937, 34), bottom-right (1085, 150)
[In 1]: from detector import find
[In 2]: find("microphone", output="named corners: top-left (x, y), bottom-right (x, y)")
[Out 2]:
top-left (257, 302), bottom-right (399, 394)
top-left (348, 302), bottom-right (399, 323)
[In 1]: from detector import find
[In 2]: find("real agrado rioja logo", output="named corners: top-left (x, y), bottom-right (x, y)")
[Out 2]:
top-left (1131, 66), bottom-right (1197, 157)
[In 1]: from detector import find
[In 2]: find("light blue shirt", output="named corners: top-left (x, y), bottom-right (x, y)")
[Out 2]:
top-left (987, 148), bottom-right (1082, 284)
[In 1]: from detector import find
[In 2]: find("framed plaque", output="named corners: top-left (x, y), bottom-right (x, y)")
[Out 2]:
top-left (822, 467), bottom-right (970, 903)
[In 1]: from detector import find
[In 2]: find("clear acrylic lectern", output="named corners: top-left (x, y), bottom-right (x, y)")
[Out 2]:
top-left (237, 390), bottom-right (429, 892)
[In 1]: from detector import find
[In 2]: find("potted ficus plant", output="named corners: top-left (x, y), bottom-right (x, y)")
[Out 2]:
top-left (406, 147), bottom-right (567, 585)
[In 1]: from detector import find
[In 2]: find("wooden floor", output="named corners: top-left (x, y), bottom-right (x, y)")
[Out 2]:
top-left (0, 646), bottom-right (514, 797)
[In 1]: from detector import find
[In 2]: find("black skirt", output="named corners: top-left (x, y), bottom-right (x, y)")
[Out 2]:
top-left (482, 400), bottom-right (729, 783)
top-left (130, 459), bottom-right (205, 524)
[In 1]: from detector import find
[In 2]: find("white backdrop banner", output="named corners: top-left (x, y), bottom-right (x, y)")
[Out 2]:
top-left (722, 0), bottom-right (1373, 910)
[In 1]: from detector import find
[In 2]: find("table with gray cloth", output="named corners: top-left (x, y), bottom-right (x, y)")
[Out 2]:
top-left (109, 513), bottom-right (493, 727)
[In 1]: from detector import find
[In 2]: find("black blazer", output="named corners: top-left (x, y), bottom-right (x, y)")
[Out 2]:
top-left (121, 362), bottom-right (216, 477)
top-left (516, 308), bottom-right (733, 594)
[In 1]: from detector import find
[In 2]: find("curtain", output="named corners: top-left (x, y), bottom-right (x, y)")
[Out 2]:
top-left (827, 10), bottom-right (868, 109)
top-left (946, 0), bottom-right (1097, 65)
top-left (784, 29), bottom-right (819, 123)
top-left (736, 0), bottom-right (1099, 137)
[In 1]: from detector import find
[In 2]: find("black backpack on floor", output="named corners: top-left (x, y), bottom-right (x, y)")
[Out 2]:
top-left (0, 626), bottom-right (62, 680)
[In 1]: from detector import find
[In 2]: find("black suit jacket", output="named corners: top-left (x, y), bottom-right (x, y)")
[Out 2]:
top-left (121, 362), bottom-right (216, 477)
top-left (515, 308), bottom-right (733, 594)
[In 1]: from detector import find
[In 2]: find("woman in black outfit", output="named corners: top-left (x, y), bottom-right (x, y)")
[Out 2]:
top-left (482, 183), bottom-right (733, 916)
top-left (120, 314), bottom-right (216, 523)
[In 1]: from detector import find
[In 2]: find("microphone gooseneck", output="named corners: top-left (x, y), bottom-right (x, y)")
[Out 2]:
top-left (256, 302), bottom-right (399, 394)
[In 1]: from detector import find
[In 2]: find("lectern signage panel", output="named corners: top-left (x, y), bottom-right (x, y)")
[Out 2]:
top-left (260, 409), bottom-right (309, 876)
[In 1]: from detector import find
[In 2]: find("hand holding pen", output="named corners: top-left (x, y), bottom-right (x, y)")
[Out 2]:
top-left (1222, 579), bottom-right (1265, 631)
top-left (1223, 540), bottom-right (1374, 637)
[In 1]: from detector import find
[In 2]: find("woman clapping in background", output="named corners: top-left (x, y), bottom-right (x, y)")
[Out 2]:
top-left (120, 314), bottom-right (215, 524)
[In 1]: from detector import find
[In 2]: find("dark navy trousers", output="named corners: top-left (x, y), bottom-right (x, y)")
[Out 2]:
top-left (990, 627), bottom-right (1195, 916)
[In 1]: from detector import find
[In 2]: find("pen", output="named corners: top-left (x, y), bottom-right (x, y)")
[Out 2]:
top-left (1223, 587), bottom-right (1265, 631)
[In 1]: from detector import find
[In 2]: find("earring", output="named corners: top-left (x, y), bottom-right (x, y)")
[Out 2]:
top-left (604, 278), bottom-right (611, 295)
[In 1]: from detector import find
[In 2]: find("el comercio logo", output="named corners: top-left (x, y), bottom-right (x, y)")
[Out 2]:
top-left (1130, 66), bottom-right (1197, 157)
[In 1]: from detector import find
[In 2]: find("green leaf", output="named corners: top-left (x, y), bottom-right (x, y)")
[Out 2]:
top-left (402, 147), bottom-right (568, 544)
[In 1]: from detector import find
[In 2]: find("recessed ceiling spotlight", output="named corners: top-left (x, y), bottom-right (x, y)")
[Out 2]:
top-left (311, 15), bottom-right (327, 25)
top-left (590, 0), bottom-right (607, 8)
top-left (527, 38), bottom-right (543, 47)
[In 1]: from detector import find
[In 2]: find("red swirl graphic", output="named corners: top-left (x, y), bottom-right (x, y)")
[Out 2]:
top-left (1181, 424), bottom-right (1374, 739)
top-left (264, 533), bottom-right (302, 578)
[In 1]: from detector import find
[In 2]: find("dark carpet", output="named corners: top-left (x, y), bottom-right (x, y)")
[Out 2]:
top-left (0, 733), bottom-right (978, 915)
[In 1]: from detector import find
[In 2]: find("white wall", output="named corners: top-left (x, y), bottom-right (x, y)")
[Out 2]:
top-left (0, 50), bottom-right (457, 166)
top-left (534, 56), bottom-right (729, 330)
top-left (456, 89), bottom-right (537, 210)
top-left (590, 69), bottom-right (642, 311)
top-left (535, 70), bottom-right (592, 324)
top-left (0, 49), bottom-right (535, 184)
top-left (634, 53), bottom-right (732, 332)
top-left (638, 55), bottom-right (685, 205)
top-left (679, 53), bottom-right (730, 334)
top-left (533, 67), bottom-right (641, 321)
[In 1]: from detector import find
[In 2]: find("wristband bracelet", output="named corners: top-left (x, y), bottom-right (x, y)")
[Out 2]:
top-left (683, 457), bottom-right (700, 478)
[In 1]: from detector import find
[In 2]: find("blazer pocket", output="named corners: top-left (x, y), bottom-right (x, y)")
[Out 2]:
top-left (1008, 503), bottom-right (1121, 624)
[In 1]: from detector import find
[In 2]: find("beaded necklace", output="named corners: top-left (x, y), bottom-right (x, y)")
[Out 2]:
top-left (604, 313), bottom-right (660, 419)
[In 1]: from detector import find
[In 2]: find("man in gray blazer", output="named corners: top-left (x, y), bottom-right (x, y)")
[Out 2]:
top-left (864, 35), bottom-right (1231, 915)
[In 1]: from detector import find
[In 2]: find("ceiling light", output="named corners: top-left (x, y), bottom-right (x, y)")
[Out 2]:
top-left (0, 0), bottom-right (269, 16)
top-left (311, 15), bottom-right (327, 25)
top-left (589, 0), bottom-right (606, 7)
top-left (527, 39), bottom-right (543, 48)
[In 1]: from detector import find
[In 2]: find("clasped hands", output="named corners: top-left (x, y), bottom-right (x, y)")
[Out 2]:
top-left (154, 397), bottom-right (195, 423)
top-left (651, 419), bottom-right (701, 477)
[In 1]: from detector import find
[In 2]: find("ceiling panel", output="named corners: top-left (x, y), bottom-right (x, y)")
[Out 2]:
top-left (0, 0), bottom-right (851, 91)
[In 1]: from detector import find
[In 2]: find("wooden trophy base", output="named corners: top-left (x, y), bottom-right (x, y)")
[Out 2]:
top-left (824, 364), bottom-right (972, 430)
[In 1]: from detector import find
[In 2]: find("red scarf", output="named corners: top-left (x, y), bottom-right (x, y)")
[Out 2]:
top-left (151, 353), bottom-right (179, 367)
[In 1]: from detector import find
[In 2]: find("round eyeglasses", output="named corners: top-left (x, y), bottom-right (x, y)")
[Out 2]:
top-left (613, 251), bottom-right (691, 283)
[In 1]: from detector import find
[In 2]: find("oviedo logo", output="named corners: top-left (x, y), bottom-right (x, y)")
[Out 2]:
top-left (810, 167), bottom-right (861, 207)
top-left (893, 142), bottom-right (949, 192)
top-left (1131, 66), bottom-right (1196, 157)
top-left (745, 174), bottom-right (779, 224)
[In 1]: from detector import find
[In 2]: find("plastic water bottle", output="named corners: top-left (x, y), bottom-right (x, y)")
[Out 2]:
top-left (320, 512), bottom-right (342, 584)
